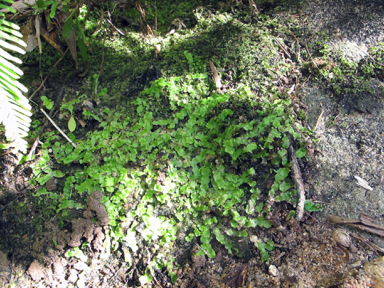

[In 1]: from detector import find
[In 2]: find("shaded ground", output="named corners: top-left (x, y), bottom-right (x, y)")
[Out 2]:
top-left (1, 0), bottom-right (384, 287)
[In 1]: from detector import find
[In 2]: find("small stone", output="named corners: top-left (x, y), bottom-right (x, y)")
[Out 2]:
top-left (82, 100), bottom-right (94, 109)
top-left (46, 177), bottom-right (58, 191)
top-left (27, 260), bottom-right (45, 281)
top-left (249, 235), bottom-right (258, 244)
top-left (268, 265), bottom-right (278, 277)
top-left (67, 269), bottom-right (78, 284)
top-left (332, 228), bottom-right (351, 248)
top-left (73, 261), bottom-right (89, 271)
top-left (53, 258), bottom-right (67, 279)
top-left (47, 248), bottom-right (55, 257)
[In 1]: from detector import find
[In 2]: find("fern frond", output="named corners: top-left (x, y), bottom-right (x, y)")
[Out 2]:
top-left (0, 0), bottom-right (31, 154)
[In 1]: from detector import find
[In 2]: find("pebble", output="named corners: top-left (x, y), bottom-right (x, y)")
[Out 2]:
top-left (268, 265), bottom-right (278, 277)
top-left (73, 261), bottom-right (89, 271)
top-left (67, 269), bottom-right (78, 284)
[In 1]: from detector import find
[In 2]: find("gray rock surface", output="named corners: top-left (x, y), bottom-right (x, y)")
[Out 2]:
top-left (300, 0), bottom-right (384, 246)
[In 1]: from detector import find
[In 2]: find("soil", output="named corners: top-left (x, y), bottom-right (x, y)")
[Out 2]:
top-left (1, 0), bottom-right (384, 287)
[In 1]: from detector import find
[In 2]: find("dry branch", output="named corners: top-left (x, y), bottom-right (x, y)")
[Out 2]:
top-left (289, 143), bottom-right (305, 220)
top-left (40, 108), bottom-right (77, 148)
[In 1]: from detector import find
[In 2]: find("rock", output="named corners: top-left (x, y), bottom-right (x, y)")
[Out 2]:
top-left (269, 265), bottom-right (278, 277)
top-left (27, 260), bottom-right (45, 281)
top-left (364, 256), bottom-right (384, 288)
top-left (83, 191), bottom-right (109, 226)
top-left (337, 256), bottom-right (384, 287)
top-left (68, 218), bottom-right (95, 247)
top-left (46, 177), bottom-right (58, 191)
top-left (67, 269), bottom-right (78, 284)
top-left (0, 251), bottom-right (10, 273)
top-left (52, 257), bottom-right (67, 280)
top-left (73, 261), bottom-right (89, 271)
top-left (93, 227), bottom-right (105, 251)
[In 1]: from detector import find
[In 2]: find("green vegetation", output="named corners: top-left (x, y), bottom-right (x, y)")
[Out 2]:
top-left (304, 200), bottom-right (323, 212)
top-left (307, 33), bottom-right (384, 96)
top-left (4, 0), bottom-right (382, 284)
top-left (33, 48), bottom-right (303, 269)
top-left (0, 0), bottom-right (31, 153)
top-left (32, 26), bottom-right (303, 280)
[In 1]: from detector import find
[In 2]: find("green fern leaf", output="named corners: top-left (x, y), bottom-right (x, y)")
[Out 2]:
top-left (0, 0), bottom-right (31, 154)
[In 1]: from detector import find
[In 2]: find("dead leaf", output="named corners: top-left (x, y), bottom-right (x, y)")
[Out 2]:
top-left (39, 17), bottom-right (65, 54)
top-left (62, 25), bottom-right (78, 69)
top-left (248, 200), bottom-right (254, 214)
top-left (0, 0), bottom-right (36, 13)
top-left (82, 100), bottom-right (94, 109)
top-left (209, 60), bottom-right (222, 93)
top-left (75, 116), bottom-right (87, 128)
top-left (155, 44), bottom-right (161, 54)
top-left (20, 18), bottom-right (37, 52)
top-left (223, 264), bottom-right (248, 287)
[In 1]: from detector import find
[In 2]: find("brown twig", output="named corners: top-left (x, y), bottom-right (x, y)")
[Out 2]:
top-left (248, 0), bottom-right (258, 14)
top-left (348, 223), bottom-right (384, 237)
top-left (146, 248), bottom-right (163, 288)
top-left (328, 214), bottom-right (384, 237)
top-left (134, 0), bottom-right (150, 35)
top-left (304, 39), bottom-right (316, 67)
top-left (40, 108), bottom-right (77, 148)
top-left (350, 232), bottom-right (384, 254)
top-left (154, 0), bottom-right (157, 34)
top-left (286, 30), bottom-right (301, 62)
top-left (350, 43), bottom-right (384, 68)
top-left (271, 252), bottom-right (286, 264)
top-left (289, 141), bottom-right (305, 220)
top-left (274, 38), bottom-right (291, 58)
top-left (27, 86), bottom-right (66, 160)
top-left (105, 18), bottom-right (125, 36)
top-left (91, 8), bottom-right (106, 36)
top-left (100, 33), bottom-right (106, 78)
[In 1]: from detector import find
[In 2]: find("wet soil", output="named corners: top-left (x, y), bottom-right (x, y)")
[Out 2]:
top-left (1, 0), bottom-right (384, 287)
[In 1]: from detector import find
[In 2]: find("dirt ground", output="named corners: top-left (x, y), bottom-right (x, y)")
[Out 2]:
top-left (1, 0), bottom-right (384, 287)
